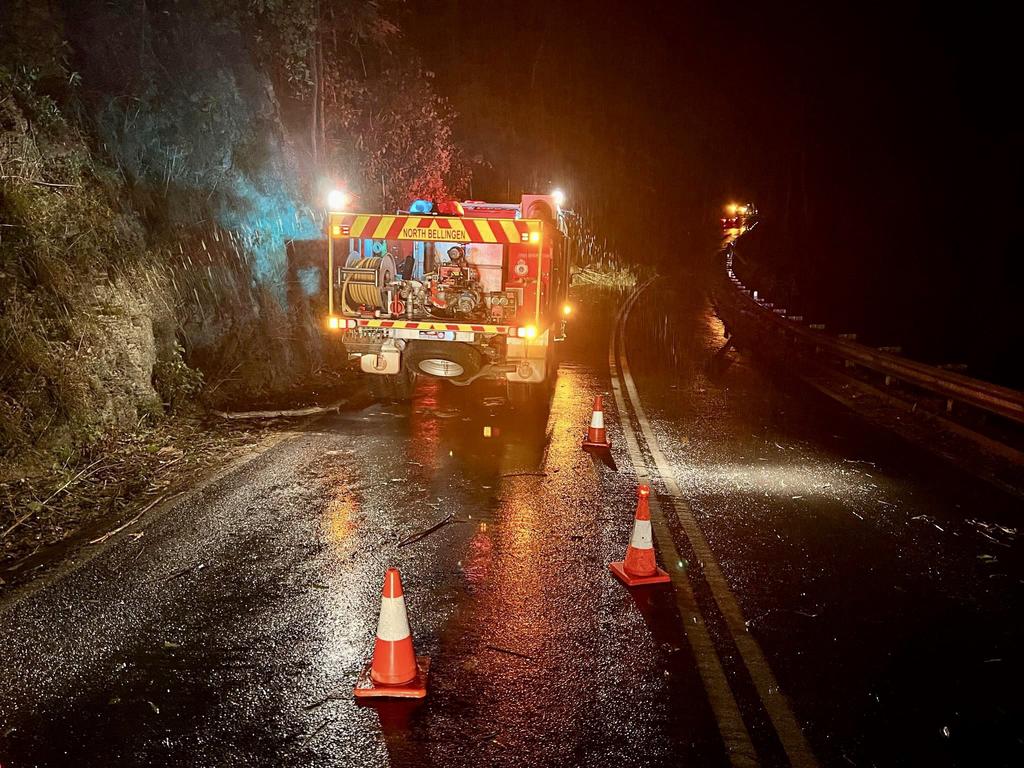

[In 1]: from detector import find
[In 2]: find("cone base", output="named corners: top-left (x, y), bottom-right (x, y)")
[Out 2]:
top-left (354, 656), bottom-right (430, 699)
top-left (610, 561), bottom-right (671, 587)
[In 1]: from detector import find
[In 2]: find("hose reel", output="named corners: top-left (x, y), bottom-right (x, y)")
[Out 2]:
top-left (339, 253), bottom-right (396, 312)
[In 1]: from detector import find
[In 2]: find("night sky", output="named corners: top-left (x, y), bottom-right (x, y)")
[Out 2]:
top-left (412, 1), bottom-right (1022, 384)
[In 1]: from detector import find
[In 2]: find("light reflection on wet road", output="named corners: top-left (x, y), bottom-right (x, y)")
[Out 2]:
top-left (627, 280), bottom-right (1023, 767)
top-left (0, 288), bottom-right (721, 767)
top-left (0, 281), bottom-right (1020, 767)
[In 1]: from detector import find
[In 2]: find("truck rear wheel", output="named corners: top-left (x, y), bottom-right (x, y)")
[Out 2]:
top-left (403, 341), bottom-right (483, 384)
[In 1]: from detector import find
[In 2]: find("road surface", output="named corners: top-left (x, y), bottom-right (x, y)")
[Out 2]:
top-left (1, 279), bottom-right (1020, 767)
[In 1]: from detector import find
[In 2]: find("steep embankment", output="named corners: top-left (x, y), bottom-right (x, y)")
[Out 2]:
top-left (1, 0), bottom-right (466, 475)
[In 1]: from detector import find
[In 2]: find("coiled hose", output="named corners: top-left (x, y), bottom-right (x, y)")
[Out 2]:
top-left (341, 256), bottom-right (391, 312)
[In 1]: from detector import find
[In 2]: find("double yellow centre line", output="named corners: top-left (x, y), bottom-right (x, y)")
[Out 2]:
top-left (609, 278), bottom-right (818, 768)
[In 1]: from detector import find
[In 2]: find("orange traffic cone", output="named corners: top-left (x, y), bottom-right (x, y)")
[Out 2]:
top-left (354, 568), bottom-right (429, 699)
top-left (610, 484), bottom-right (671, 586)
top-left (582, 395), bottom-right (616, 469)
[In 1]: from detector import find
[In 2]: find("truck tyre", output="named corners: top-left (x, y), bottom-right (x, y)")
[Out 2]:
top-left (403, 341), bottom-right (482, 384)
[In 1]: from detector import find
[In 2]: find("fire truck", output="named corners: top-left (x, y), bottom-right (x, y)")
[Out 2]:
top-left (325, 193), bottom-right (571, 403)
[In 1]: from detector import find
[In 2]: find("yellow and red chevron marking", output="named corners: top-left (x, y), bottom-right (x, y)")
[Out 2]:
top-left (353, 319), bottom-right (515, 334)
top-left (331, 213), bottom-right (541, 244)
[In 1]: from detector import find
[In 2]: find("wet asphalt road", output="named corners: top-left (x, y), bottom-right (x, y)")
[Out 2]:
top-left (1, 281), bottom-right (1021, 767)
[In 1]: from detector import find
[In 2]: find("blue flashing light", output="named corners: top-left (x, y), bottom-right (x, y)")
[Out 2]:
top-left (409, 199), bottom-right (434, 214)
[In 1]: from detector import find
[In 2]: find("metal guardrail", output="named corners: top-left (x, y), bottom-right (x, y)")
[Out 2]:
top-left (719, 272), bottom-right (1024, 426)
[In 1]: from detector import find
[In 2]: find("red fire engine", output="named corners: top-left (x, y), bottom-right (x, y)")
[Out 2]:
top-left (325, 193), bottom-right (571, 403)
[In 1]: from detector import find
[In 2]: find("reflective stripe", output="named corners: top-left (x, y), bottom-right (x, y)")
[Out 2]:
top-left (351, 215), bottom-right (371, 237)
top-left (355, 319), bottom-right (513, 334)
top-left (372, 216), bottom-right (394, 239)
top-left (478, 220), bottom-right (498, 243)
top-left (331, 213), bottom-right (541, 243)
top-left (376, 595), bottom-right (411, 642)
top-left (630, 518), bottom-right (653, 550)
top-left (590, 411), bottom-right (605, 429)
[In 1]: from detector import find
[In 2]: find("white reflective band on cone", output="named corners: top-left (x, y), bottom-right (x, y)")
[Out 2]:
top-left (630, 519), bottom-right (653, 550)
top-left (590, 411), bottom-right (605, 429)
top-left (376, 596), bottom-right (411, 642)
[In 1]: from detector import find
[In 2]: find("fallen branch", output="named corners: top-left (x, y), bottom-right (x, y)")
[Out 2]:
top-left (0, 174), bottom-right (79, 188)
top-left (211, 400), bottom-right (345, 420)
top-left (304, 691), bottom-right (345, 710)
top-left (42, 459), bottom-right (105, 505)
top-left (163, 562), bottom-right (206, 582)
top-left (1, 509), bottom-right (37, 540)
top-left (398, 512), bottom-right (457, 548)
top-left (2, 460), bottom-right (106, 539)
top-left (483, 644), bottom-right (534, 661)
top-left (88, 493), bottom-right (169, 545)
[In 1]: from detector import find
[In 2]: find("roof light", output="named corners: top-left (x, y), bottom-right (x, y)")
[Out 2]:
top-left (327, 189), bottom-right (349, 211)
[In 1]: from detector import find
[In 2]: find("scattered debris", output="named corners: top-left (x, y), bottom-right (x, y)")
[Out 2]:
top-left (89, 494), bottom-right (171, 545)
top-left (212, 401), bottom-right (346, 420)
top-left (2, 418), bottom-right (275, 593)
top-left (160, 562), bottom-right (206, 582)
top-left (398, 513), bottom-right (458, 548)
top-left (304, 691), bottom-right (345, 711)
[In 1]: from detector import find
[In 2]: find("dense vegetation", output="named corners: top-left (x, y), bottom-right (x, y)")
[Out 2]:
top-left (0, 0), bottom-right (468, 472)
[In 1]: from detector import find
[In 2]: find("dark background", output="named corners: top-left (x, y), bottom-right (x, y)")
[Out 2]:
top-left (410, 1), bottom-right (1022, 385)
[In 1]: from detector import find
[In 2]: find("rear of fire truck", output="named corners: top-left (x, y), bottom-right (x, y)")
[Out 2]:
top-left (325, 194), bottom-right (570, 403)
